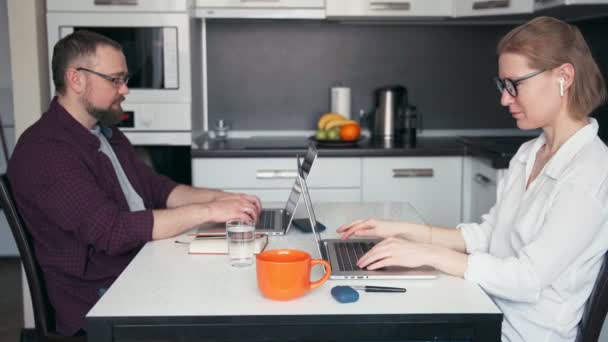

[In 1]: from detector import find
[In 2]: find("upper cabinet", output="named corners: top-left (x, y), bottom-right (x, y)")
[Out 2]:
top-left (535, 0), bottom-right (608, 11)
top-left (326, 0), bottom-right (453, 18)
top-left (194, 0), bottom-right (326, 18)
top-left (453, 0), bottom-right (534, 17)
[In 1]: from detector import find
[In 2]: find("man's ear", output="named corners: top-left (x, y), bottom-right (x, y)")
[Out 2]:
top-left (65, 68), bottom-right (86, 94)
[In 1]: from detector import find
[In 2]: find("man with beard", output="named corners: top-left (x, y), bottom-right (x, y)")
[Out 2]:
top-left (7, 30), bottom-right (262, 336)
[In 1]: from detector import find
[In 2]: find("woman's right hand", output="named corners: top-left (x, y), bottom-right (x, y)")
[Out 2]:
top-left (337, 219), bottom-right (408, 240)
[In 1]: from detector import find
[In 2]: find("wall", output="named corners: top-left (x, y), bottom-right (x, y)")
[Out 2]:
top-left (204, 18), bottom-right (608, 135)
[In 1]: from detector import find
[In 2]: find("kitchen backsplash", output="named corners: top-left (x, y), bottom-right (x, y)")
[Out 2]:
top-left (204, 18), bottom-right (608, 132)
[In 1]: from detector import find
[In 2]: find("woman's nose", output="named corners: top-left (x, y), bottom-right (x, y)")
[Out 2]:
top-left (500, 90), bottom-right (515, 107)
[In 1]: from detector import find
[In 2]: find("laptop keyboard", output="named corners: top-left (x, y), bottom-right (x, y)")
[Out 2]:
top-left (335, 241), bottom-right (376, 271)
top-left (257, 211), bottom-right (276, 229)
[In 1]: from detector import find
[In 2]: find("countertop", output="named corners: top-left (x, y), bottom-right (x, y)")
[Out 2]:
top-left (191, 134), bottom-right (534, 169)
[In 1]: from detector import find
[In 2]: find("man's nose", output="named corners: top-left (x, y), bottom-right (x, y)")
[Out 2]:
top-left (119, 83), bottom-right (130, 95)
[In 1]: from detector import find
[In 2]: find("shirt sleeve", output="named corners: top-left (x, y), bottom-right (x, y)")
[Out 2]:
top-left (26, 143), bottom-right (155, 256)
top-left (464, 183), bottom-right (606, 303)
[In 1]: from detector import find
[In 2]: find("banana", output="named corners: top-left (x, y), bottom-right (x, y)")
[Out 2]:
top-left (317, 113), bottom-right (345, 130)
top-left (324, 119), bottom-right (358, 130)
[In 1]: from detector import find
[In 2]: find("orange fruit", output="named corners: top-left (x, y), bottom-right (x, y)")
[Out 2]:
top-left (339, 123), bottom-right (361, 141)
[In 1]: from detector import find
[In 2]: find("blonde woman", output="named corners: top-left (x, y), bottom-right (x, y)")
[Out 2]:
top-left (338, 16), bottom-right (608, 342)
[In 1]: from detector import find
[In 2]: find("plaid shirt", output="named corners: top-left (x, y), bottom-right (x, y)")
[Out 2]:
top-left (7, 98), bottom-right (178, 335)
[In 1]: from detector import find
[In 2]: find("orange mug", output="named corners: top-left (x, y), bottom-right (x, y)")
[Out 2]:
top-left (256, 249), bottom-right (331, 301)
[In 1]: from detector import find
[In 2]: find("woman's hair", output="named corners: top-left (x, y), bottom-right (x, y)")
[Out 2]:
top-left (497, 16), bottom-right (607, 119)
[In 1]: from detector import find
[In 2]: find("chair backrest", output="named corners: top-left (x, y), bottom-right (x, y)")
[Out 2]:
top-left (0, 174), bottom-right (56, 337)
top-left (576, 252), bottom-right (608, 342)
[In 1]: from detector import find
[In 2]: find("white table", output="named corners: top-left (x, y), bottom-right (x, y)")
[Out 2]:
top-left (86, 202), bottom-right (502, 342)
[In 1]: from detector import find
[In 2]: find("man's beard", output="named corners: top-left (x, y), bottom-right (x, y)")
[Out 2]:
top-left (84, 97), bottom-right (125, 127)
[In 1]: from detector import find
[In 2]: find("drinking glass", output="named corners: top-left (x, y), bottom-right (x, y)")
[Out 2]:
top-left (226, 220), bottom-right (255, 267)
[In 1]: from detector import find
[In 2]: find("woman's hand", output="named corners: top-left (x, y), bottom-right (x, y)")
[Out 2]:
top-left (337, 219), bottom-right (411, 240)
top-left (356, 237), bottom-right (433, 270)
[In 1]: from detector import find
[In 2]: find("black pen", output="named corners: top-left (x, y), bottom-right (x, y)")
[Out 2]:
top-left (350, 285), bottom-right (406, 293)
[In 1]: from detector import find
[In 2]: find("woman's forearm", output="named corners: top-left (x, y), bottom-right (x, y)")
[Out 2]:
top-left (428, 245), bottom-right (468, 278)
top-left (401, 223), bottom-right (467, 253)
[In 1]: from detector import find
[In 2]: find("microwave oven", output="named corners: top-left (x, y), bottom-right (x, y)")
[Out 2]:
top-left (46, 10), bottom-right (192, 144)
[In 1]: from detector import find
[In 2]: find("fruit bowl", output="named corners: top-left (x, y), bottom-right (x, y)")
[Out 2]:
top-left (308, 136), bottom-right (363, 148)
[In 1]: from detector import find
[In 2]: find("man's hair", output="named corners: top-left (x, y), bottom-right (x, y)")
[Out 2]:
top-left (497, 16), bottom-right (607, 119)
top-left (51, 30), bottom-right (123, 95)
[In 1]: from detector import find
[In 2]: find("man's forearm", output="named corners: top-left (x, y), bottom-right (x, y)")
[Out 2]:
top-left (151, 204), bottom-right (210, 240)
top-left (165, 184), bottom-right (224, 208)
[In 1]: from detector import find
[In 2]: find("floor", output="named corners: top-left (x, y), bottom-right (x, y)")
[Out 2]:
top-left (0, 257), bottom-right (23, 342)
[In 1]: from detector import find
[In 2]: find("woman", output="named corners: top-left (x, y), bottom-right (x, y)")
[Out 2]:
top-left (338, 16), bottom-right (608, 342)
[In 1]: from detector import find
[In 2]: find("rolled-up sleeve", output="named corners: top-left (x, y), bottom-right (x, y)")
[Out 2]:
top-left (464, 184), bottom-right (606, 302)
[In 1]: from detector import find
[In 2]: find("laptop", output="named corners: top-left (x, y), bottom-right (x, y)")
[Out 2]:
top-left (255, 144), bottom-right (318, 236)
top-left (296, 155), bottom-right (437, 280)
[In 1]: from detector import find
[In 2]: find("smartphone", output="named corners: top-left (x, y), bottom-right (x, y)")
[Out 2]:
top-left (292, 218), bottom-right (327, 233)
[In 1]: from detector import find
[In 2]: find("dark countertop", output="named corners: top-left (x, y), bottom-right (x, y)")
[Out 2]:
top-left (191, 134), bottom-right (534, 169)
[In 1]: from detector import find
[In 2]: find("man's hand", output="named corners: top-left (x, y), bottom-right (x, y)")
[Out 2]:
top-left (204, 196), bottom-right (260, 223)
top-left (215, 192), bottom-right (262, 216)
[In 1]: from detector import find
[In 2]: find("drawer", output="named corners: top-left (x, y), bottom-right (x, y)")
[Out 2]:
top-left (192, 158), bottom-right (361, 189)
top-left (195, 0), bottom-right (324, 8)
top-left (362, 157), bottom-right (463, 227)
top-left (225, 188), bottom-right (361, 203)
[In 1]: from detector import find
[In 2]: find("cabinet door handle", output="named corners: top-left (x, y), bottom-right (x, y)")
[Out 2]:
top-left (240, 0), bottom-right (281, 2)
top-left (256, 169), bottom-right (297, 179)
top-left (472, 0), bottom-right (510, 10)
top-left (392, 168), bottom-right (434, 178)
top-left (369, 1), bottom-right (411, 11)
top-left (95, 0), bottom-right (137, 5)
top-left (474, 173), bottom-right (495, 185)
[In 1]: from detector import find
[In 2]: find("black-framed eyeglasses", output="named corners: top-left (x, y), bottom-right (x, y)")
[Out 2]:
top-left (494, 69), bottom-right (545, 97)
top-left (76, 67), bottom-right (130, 87)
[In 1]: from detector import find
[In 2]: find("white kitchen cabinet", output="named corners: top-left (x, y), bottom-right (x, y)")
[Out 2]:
top-left (534, 0), bottom-right (608, 10)
top-left (461, 156), bottom-right (498, 223)
top-left (326, 0), bottom-right (453, 18)
top-left (453, 0), bottom-right (534, 17)
top-left (361, 157), bottom-right (463, 228)
top-left (192, 157), bottom-right (361, 203)
top-left (194, 0), bottom-right (326, 18)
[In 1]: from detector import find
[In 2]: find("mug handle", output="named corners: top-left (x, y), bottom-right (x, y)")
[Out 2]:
top-left (309, 259), bottom-right (332, 290)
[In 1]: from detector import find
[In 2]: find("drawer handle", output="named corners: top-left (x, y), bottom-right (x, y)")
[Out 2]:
top-left (474, 173), bottom-right (495, 185)
top-left (369, 1), bottom-right (411, 11)
top-left (392, 168), bottom-right (433, 178)
top-left (256, 169), bottom-right (298, 179)
top-left (472, 0), bottom-right (510, 10)
top-left (95, 0), bottom-right (137, 5)
top-left (240, 0), bottom-right (281, 2)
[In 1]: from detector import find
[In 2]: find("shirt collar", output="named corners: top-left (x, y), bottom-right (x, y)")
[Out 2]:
top-left (516, 118), bottom-right (599, 180)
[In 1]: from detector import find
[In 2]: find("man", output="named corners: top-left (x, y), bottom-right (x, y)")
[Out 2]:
top-left (7, 30), bottom-right (261, 336)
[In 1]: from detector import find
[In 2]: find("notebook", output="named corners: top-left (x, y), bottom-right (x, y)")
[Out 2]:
top-left (255, 144), bottom-right (318, 236)
top-left (296, 155), bottom-right (437, 280)
top-left (189, 234), bottom-right (269, 255)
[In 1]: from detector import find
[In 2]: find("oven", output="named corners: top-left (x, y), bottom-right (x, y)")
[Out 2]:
top-left (46, 0), bottom-right (193, 183)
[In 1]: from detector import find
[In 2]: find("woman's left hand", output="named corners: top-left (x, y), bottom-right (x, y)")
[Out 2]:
top-left (357, 237), bottom-right (434, 270)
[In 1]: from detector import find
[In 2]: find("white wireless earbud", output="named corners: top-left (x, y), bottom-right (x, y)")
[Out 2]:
top-left (559, 77), bottom-right (565, 97)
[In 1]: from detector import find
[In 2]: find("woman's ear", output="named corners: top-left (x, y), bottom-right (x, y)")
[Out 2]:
top-left (557, 63), bottom-right (575, 89)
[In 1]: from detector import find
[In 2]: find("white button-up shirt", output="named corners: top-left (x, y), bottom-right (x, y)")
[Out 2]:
top-left (458, 118), bottom-right (608, 342)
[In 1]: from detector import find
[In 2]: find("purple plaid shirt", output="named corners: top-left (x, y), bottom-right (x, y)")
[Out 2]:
top-left (7, 98), bottom-right (178, 335)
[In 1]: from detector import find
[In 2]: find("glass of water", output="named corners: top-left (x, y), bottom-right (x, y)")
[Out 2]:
top-left (226, 220), bottom-right (255, 267)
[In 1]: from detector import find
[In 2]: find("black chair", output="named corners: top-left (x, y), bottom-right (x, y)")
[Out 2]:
top-left (576, 252), bottom-right (608, 342)
top-left (0, 174), bottom-right (85, 342)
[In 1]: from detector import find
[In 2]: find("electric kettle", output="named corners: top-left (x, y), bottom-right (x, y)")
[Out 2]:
top-left (372, 85), bottom-right (408, 142)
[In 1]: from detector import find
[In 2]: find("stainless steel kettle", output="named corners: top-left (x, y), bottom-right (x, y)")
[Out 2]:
top-left (373, 85), bottom-right (408, 142)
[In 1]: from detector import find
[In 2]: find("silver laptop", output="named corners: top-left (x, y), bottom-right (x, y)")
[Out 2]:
top-left (296, 155), bottom-right (437, 280)
top-left (255, 145), bottom-right (318, 235)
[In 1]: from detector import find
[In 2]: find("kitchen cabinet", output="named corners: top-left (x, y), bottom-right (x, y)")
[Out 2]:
top-left (194, 0), bottom-right (326, 18)
top-left (361, 156), bottom-right (463, 228)
top-left (326, 0), bottom-right (453, 18)
top-left (461, 156), bottom-right (498, 223)
top-left (453, 0), bottom-right (534, 17)
top-left (192, 157), bottom-right (361, 203)
top-left (534, 0), bottom-right (608, 11)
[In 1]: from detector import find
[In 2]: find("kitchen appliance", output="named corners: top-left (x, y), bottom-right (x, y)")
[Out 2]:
top-left (46, 0), bottom-right (192, 146)
top-left (372, 85), bottom-right (419, 147)
top-left (373, 85), bottom-right (408, 142)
